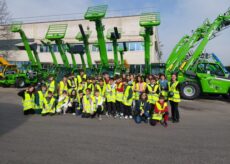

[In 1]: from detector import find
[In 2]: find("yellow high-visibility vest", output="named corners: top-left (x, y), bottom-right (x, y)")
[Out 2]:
top-left (168, 81), bottom-right (181, 102)
top-left (83, 95), bottom-right (94, 113)
top-left (22, 92), bottom-right (35, 111)
top-left (42, 97), bottom-right (56, 114)
top-left (134, 82), bottom-right (146, 100)
top-left (105, 84), bottom-right (116, 103)
top-left (59, 81), bottom-right (68, 95)
top-left (123, 85), bottom-right (133, 106)
top-left (147, 83), bottom-right (159, 104)
top-left (116, 83), bottom-right (123, 102)
top-left (34, 91), bottom-right (46, 109)
top-left (152, 102), bottom-right (168, 120)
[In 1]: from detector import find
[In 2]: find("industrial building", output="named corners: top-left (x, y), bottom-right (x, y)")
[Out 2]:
top-left (0, 15), bottom-right (161, 73)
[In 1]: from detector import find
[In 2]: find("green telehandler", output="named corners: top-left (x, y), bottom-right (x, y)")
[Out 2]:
top-left (0, 22), bottom-right (49, 87)
top-left (166, 8), bottom-right (230, 99)
top-left (75, 24), bottom-right (95, 75)
top-left (106, 27), bottom-right (123, 75)
top-left (45, 24), bottom-right (74, 81)
top-left (139, 12), bottom-right (160, 75)
top-left (84, 5), bottom-right (111, 75)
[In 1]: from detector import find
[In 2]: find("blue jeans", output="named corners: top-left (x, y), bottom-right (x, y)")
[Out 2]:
top-left (135, 112), bottom-right (149, 124)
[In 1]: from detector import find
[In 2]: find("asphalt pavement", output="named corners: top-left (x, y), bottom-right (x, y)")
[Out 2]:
top-left (0, 88), bottom-right (230, 164)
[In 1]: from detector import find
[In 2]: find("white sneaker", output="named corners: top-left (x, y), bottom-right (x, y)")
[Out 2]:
top-left (72, 113), bottom-right (76, 116)
top-left (129, 116), bottom-right (133, 119)
top-left (125, 116), bottom-right (128, 119)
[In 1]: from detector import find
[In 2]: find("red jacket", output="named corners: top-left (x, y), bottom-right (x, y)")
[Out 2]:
top-left (116, 82), bottom-right (124, 92)
top-left (154, 101), bottom-right (168, 113)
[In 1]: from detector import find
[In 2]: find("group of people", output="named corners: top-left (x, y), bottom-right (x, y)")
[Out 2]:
top-left (18, 70), bottom-right (181, 127)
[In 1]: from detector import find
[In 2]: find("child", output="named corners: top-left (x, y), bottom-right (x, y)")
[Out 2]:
top-left (105, 78), bottom-right (116, 117)
top-left (34, 84), bottom-right (47, 114)
top-left (82, 88), bottom-right (94, 118)
top-left (115, 76), bottom-right (124, 118)
top-left (42, 91), bottom-right (56, 116)
top-left (159, 74), bottom-right (168, 100)
top-left (76, 90), bottom-right (84, 116)
top-left (18, 85), bottom-right (35, 115)
top-left (147, 78), bottom-right (160, 116)
top-left (68, 90), bottom-right (78, 115)
top-left (56, 90), bottom-right (69, 114)
top-left (92, 89), bottom-right (104, 120)
top-left (95, 79), bottom-right (105, 97)
top-left (150, 95), bottom-right (169, 127)
top-left (134, 92), bottom-right (150, 124)
top-left (123, 79), bottom-right (133, 119)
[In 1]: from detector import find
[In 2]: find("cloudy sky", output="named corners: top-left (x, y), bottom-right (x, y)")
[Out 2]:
top-left (5, 0), bottom-right (230, 65)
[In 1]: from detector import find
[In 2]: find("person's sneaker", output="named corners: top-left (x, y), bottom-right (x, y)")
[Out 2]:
top-left (125, 116), bottom-right (128, 119)
top-left (99, 116), bottom-right (102, 121)
top-left (129, 116), bottom-right (133, 119)
top-left (120, 115), bottom-right (124, 119)
top-left (72, 113), bottom-right (76, 116)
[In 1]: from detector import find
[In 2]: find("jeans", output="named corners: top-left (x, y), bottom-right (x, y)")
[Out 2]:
top-left (135, 112), bottom-right (149, 124)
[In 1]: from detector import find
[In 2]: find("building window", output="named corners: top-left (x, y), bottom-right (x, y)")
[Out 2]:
top-left (136, 42), bottom-right (144, 51)
top-left (92, 45), bottom-right (99, 52)
top-left (129, 42), bottom-right (135, 51)
top-left (107, 43), bottom-right (112, 51)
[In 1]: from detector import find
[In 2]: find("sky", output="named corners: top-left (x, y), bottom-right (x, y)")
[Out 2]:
top-left (5, 0), bottom-right (230, 65)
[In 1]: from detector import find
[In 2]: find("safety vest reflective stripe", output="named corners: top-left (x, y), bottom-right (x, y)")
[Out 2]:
top-left (22, 92), bottom-right (34, 111)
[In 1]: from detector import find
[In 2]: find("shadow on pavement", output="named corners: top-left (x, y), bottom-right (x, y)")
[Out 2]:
top-left (0, 103), bottom-right (30, 137)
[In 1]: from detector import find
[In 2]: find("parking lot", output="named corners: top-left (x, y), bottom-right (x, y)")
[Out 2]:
top-left (0, 87), bottom-right (230, 164)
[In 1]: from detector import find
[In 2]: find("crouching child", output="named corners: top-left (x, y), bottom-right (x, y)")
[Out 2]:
top-left (91, 89), bottom-right (104, 120)
top-left (42, 91), bottom-right (56, 116)
top-left (150, 95), bottom-right (169, 127)
top-left (82, 88), bottom-right (94, 118)
top-left (56, 90), bottom-right (69, 114)
top-left (134, 92), bottom-right (150, 124)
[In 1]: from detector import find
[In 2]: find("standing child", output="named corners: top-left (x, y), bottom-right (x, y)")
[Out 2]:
top-left (168, 73), bottom-right (181, 123)
top-left (56, 90), bottom-right (69, 114)
top-left (105, 78), bottom-right (116, 117)
top-left (115, 76), bottom-right (124, 118)
top-left (150, 95), bottom-right (169, 127)
top-left (159, 74), bottom-right (168, 100)
top-left (42, 91), bottom-right (56, 116)
top-left (68, 90), bottom-right (78, 115)
top-left (123, 80), bottom-right (133, 119)
top-left (134, 92), bottom-right (150, 124)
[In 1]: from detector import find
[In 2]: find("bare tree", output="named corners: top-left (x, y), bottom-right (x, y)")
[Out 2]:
top-left (0, 0), bottom-right (11, 58)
